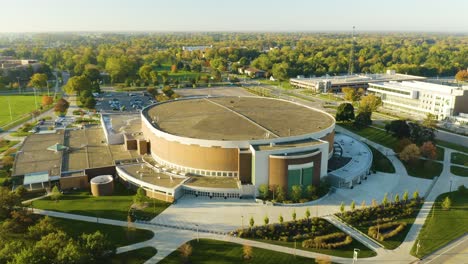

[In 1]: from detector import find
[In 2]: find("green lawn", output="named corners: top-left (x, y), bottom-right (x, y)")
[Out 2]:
top-left (411, 190), bottom-right (468, 258)
top-left (0, 95), bottom-right (41, 127)
top-left (110, 247), bottom-right (157, 264)
top-left (338, 123), bottom-right (398, 149)
top-left (367, 144), bottom-right (396, 173)
top-left (451, 152), bottom-right (468, 166)
top-left (0, 140), bottom-right (19, 153)
top-left (32, 182), bottom-right (171, 221)
top-left (53, 217), bottom-right (154, 248)
top-left (160, 239), bottom-right (334, 264)
top-left (436, 140), bottom-right (468, 154)
top-left (402, 159), bottom-right (443, 179)
top-left (435, 146), bottom-right (445, 161)
top-left (451, 165), bottom-right (468, 177)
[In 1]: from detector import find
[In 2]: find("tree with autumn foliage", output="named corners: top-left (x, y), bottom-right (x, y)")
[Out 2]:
top-left (54, 98), bottom-right (70, 115)
top-left (41, 95), bottom-right (53, 106)
top-left (420, 141), bottom-right (437, 160)
top-left (455, 69), bottom-right (468, 82)
top-left (399, 143), bottom-right (421, 162)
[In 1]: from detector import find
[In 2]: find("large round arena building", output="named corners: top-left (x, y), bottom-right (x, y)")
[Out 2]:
top-left (141, 96), bottom-right (335, 193)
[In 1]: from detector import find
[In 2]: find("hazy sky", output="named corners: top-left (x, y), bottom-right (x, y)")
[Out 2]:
top-left (1, 0), bottom-right (467, 32)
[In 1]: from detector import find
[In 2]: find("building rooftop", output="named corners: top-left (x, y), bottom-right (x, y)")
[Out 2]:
top-left (145, 97), bottom-right (334, 141)
top-left (252, 137), bottom-right (323, 151)
top-left (290, 72), bottom-right (426, 87)
top-left (13, 131), bottom-right (64, 176)
top-left (119, 163), bottom-right (185, 189)
top-left (185, 175), bottom-right (239, 189)
top-left (369, 81), bottom-right (465, 96)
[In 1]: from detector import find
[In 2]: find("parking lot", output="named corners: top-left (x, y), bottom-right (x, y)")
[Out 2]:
top-left (95, 92), bottom-right (155, 113)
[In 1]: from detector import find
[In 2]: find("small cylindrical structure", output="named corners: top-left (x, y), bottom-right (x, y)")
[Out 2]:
top-left (90, 175), bottom-right (114, 196)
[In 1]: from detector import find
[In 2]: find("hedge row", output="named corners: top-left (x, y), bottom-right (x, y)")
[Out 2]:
top-left (302, 232), bottom-right (353, 249)
top-left (368, 221), bottom-right (407, 241)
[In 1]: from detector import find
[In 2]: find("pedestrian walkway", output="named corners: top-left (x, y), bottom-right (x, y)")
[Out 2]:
top-left (323, 215), bottom-right (384, 252)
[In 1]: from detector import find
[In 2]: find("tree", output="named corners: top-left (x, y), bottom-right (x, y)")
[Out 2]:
top-left (28, 216), bottom-right (55, 240)
top-left (41, 95), bottom-right (53, 106)
top-left (305, 185), bottom-right (317, 200)
top-left (354, 111), bottom-right (372, 128)
top-left (65, 75), bottom-right (92, 95)
top-left (305, 208), bottom-right (311, 219)
top-left (382, 193), bottom-right (388, 207)
top-left (271, 62), bottom-right (289, 81)
top-left (399, 144), bottom-right (421, 162)
top-left (413, 190), bottom-right (420, 200)
top-left (84, 96), bottom-right (96, 109)
top-left (395, 138), bottom-right (413, 153)
top-left (371, 199), bottom-right (378, 207)
top-left (403, 190), bottom-right (409, 203)
top-left (83, 65), bottom-right (101, 82)
top-left (133, 187), bottom-right (146, 206)
top-left (342, 87), bottom-right (361, 101)
top-left (278, 214), bottom-right (284, 224)
top-left (149, 71), bottom-right (159, 85)
top-left (54, 98), bottom-right (70, 115)
top-left (249, 216), bottom-right (255, 227)
top-left (290, 185), bottom-right (303, 202)
top-left (408, 123), bottom-right (435, 146)
top-left (441, 196), bottom-right (452, 210)
top-left (455, 69), bottom-right (468, 82)
top-left (275, 186), bottom-right (286, 202)
top-left (146, 87), bottom-right (159, 97)
top-left (80, 231), bottom-right (114, 261)
top-left (359, 94), bottom-right (381, 112)
top-left (422, 113), bottom-right (438, 129)
top-left (50, 186), bottom-right (62, 202)
top-left (243, 244), bottom-right (253, 260)
top-left (420, 141), bottom-right (437, 160)
top-left (258, 184), bottom-right (269, 200)
top-left (171, 64), bottom-right (178, 73)
top-left (263, 216), bottom-right (269, 225)
top-left (15, 186), bottom-right (27, 199)
top-left (394, 194), bottom-right (400, 203)
top-left (179, 243), bottom-right (192, 264)
top-left (29, 73), bottom-right (48, 90)
top-left (335, 103), bottom-right (355, 121)
top-left (340, 202), bottom-right (345, 213)
top-left (386, 120), bottom-right (410, 139)
top-left (2, 156), bottom-right (14, 176)
top-left (350, 200), bottom-right (356, 211)
top-left (138, 65), bottom-right (153, 82)
top-left (0, 187), bottom-right (21, 220)
top-left (361, 200), bottom-right (366, 208)
top-left (292, 209), bottom-right (297, 221)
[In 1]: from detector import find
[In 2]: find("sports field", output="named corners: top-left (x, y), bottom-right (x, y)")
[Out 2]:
top-left (0, 95), bottom-right (39, 127)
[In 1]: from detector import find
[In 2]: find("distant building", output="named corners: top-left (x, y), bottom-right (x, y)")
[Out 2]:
top-left (0, 57), bottom-right (39, 69)
top-left (239, 67), bottom-right (266, 78)
top-left (182, 45), bottom-right (212, 52)
top-left (289, 70), bottom-right (426, 93)
top-left (368, 81), bottom-right (468, 120)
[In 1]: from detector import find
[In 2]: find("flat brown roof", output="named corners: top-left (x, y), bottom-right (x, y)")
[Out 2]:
top-left (146, 97), bottom-right (334, 141)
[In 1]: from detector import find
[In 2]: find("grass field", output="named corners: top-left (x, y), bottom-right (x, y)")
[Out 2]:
top-left (451, 166), bottom-right (468, 177)
top-left (160, 239), bottom-right (335, 264)
top-left (0, 139), bottom-right (19, 154)
top-left (436, 140), bottom-right (468, 154)
top-left (411, 190), bottom-right (468, 258)
top-left (0, 95), bottom-right (40, 127)
top-left (33, 182), bottom-right (171, 221)
top-left (451, 152), bottom-right (468, 166)
top-left (338, 123), bottom-right (398, 149)
top-left (367, 144), bottom-right (396, 173)
top-left (53, 217), bottom-right (154, 248)
top-left (111, 247), bottom-right (157, 264)
top-left (402, 160), bottom-right (443, 179)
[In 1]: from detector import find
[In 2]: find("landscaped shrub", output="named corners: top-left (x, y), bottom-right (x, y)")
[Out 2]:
top-left (368, 221), bottom-right (407, 241)
top-left (302, 232), bottom-right (352, 249)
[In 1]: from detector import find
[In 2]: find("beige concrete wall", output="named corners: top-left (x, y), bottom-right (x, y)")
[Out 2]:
top-left (320, 131), bottom-right (335, 153)
top-left (268, 151), bottom-right (322, 193)
top-left (142, 123), bottom-right (239, 172)
top-left (147, 190), bottom-right (174, 203)
top-left (91, 181), bottom-right (114, 196)
top-left (60, 175), bottom-right (90, 190)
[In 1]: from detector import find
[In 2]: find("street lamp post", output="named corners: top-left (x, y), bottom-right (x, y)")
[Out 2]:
top-left (352, 248), bottom-right (360, 264)
top-left (294, 238), bottom-right (297, 258)
top-left (449, 178), bottom-right (453, 193)
top-left (7, 97), bottom-right (13, 121)
top-left (241, 215), bottom-right (244, 230)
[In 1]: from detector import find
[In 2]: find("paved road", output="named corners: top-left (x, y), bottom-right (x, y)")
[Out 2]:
top-left (420, 234), bottom-right (468, 264)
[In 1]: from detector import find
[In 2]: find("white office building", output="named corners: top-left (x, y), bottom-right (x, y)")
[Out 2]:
top-left (368, 81), bottom-right (468, 120)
